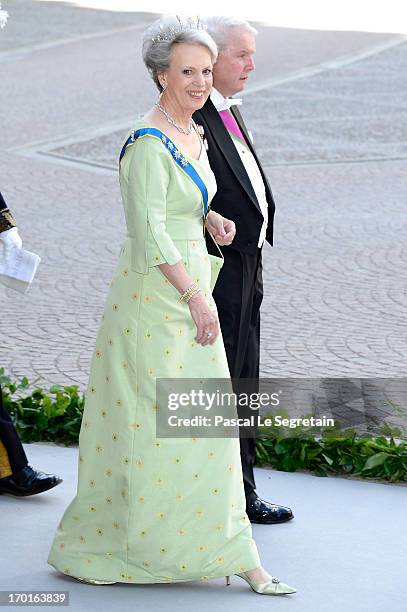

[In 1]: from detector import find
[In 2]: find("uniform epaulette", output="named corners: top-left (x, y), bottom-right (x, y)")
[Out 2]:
top-left (0, 208), bottom-right (17, 233)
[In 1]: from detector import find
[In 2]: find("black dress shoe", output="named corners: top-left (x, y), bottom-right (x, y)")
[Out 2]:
top-left (0, 465), bottom-right (63, 497)
top-left (246, 497), bottom-right (294, 524)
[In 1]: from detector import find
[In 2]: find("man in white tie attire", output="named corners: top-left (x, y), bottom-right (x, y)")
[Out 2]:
top-left (193, 16), bottom-right (294, 524)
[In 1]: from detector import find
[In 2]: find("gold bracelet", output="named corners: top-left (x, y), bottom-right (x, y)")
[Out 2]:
top-left (179, 282), bottom-right (199, 303)
top-left (179, 282), bottom-right (201, 303)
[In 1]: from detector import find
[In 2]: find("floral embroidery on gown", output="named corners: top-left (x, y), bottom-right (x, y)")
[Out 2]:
top-left (47, 121), bottom-right (260, 583)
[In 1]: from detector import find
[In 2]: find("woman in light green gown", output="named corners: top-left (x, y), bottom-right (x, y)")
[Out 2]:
top-left (47, 15), bottom-right (295, 596)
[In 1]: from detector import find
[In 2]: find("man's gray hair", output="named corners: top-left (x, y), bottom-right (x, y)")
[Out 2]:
top-left (142, 15), bottom-right (218, 92)
top-left (202, 16), bottom-right (258, 52)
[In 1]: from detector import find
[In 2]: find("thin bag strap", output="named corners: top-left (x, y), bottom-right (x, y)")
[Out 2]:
top-left (207, 226), bottom-right (224, 261)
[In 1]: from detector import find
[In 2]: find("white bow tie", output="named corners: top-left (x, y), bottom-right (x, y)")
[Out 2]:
top-left (216, 97), bottom-right (243, 111)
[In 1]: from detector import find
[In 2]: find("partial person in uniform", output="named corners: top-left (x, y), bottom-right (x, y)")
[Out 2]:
top-left (0, 192), bottom-right (63, 496)
top-left (193, 17), bottom-right (294, 524)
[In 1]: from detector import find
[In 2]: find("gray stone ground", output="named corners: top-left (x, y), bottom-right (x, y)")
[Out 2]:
top-left (1, 442), bottom-right (407, 612)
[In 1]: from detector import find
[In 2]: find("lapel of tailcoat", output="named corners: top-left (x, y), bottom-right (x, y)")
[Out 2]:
top-left (231, 105), bottom-right (273, 199)
top-left (199, 98), bottom-right (262, 215)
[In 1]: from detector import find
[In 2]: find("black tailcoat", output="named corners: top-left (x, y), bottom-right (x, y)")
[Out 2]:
top-left (193, 98), bottom-right (275, 499)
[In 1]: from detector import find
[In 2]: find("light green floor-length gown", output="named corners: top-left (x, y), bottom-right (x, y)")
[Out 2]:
top-left (47, 121), bottom-right (261, 584)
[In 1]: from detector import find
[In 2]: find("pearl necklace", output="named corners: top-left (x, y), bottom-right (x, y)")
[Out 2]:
top-left (155, 101), bottom-right (194, 135)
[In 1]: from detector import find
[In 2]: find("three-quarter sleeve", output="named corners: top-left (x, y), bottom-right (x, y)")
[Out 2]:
top-left (120, 136), bottom-right (183, 274)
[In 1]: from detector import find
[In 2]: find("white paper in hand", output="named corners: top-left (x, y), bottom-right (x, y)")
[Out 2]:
top-left (0, 247), bottom-right (41, 293)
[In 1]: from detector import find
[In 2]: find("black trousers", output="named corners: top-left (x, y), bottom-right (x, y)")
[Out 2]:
top-left (213, 246), bottom-right (263, 501)
top-left (0, 383), bottom-right (28, 477)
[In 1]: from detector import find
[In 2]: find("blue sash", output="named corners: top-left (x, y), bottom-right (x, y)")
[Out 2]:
top-left (119, 127), bottom-right (209, 217)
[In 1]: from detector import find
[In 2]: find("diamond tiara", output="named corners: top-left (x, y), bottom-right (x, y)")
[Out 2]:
top-left (151, 16), bottom-right (207, 46)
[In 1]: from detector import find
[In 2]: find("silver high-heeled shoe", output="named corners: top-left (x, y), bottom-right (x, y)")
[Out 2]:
top-left (74, 576), bottom-right (116, 585)
top-left (225, 572), bottom-right (296, 595)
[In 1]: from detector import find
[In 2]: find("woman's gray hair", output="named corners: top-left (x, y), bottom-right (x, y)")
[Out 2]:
top-left (202, 16), bottom-right (257, 52)
top-left (142, 15), bottom-right (218, 92)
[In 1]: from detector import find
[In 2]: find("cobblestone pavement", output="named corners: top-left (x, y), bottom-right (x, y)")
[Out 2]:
top-left (1, 1), bottom-right (406, 392)
top-left (0, 0), bottom-right (153, 52)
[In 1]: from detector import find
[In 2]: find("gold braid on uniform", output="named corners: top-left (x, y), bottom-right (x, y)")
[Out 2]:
top-left (0, 208), bottom-right (17, 233)
top-left (0, 440), bottom-right (13, 479)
